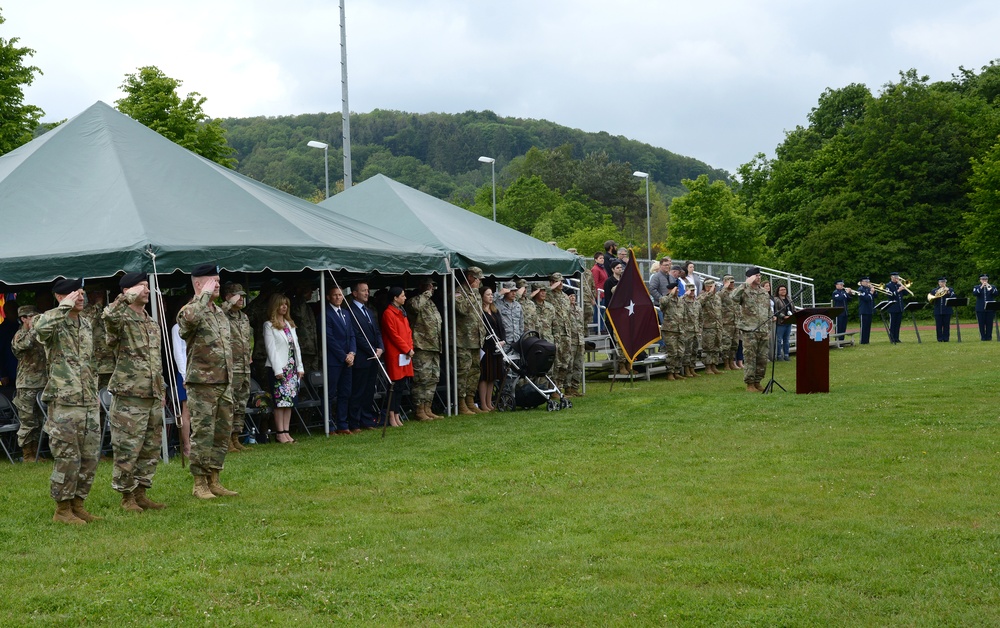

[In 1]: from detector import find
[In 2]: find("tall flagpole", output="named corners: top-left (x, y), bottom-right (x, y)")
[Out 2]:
top-left (340, 0), bottom-right (353, 189)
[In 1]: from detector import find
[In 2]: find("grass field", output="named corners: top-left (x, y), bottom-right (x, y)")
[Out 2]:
top-left (2, 332), bottom-right (1000, 625)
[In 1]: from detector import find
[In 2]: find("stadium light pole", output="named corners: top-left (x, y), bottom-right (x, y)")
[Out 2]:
top-left (633, 171), bottom-right (651, 262)
top-left (308, 140), bottom-right (330, 199)
top-left (479, 156), bottom-right (496, 221)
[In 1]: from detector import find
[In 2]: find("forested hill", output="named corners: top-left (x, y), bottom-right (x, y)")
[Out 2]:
top-left (219, 109), bottom-right (727, 204)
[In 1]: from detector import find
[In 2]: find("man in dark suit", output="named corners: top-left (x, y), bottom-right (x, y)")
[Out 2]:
top-left (929, 277), bottom-right (956, 342)
top-left (973, 274), bottom-right (997, 341)
top-left (324, 286), bottom-right (356, 434)
top-left (347, 282), bottom-right (383, 431)
top-left (857, 277), bottom-right (874, 344)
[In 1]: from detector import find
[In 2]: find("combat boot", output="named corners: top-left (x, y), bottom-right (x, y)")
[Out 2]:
top-left (134, 486), bottom-right (166, 510)
top-left (192, 475), bottom-right (217, 500)
top-left (121, 491), bottom-right (144, 513)
top-left (53, 500), bottom-right (86, 525)
top-left (208, 470), bottom-right (239, 497)
top-left (414, 404), bottom-right (432, 422)
top-left (20, 444), bottom-right (36, 462)
top-left (424, 403), bottom-right (441, 420)
top-left (687, 367), bottom-right (700, 377)
top-left (457, 398), bottom-right (475, 415)
top-left (666, 372), bottom-right (676, 381)
top-left (746, 384), bottom-right (758, 393)
top-left (465, 395), bottom-right (485, 413)
top-left (71, 497), bottom-right (102, 522)
top-left (754, 382), bottom-right (766, 392)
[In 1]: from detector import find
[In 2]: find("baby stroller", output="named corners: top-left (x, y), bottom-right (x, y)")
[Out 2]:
top-left (496, 330), bottom-right (571, 412)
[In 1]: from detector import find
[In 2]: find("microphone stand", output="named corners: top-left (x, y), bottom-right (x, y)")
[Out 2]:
top-left (762, 306), bottom-right (793, 394)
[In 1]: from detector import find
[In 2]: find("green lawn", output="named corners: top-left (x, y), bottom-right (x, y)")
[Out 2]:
top-left (3, 334), bottom-right (999, 625)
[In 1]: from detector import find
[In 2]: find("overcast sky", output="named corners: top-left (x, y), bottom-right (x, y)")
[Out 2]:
top-left (4, 0), bottom-right (998, 174)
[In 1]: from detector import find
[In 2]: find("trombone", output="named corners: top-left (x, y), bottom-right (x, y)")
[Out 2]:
top-left (868, 282), bottom-right (893, 296)
top-left (897, 277), bottom-right (914, 296)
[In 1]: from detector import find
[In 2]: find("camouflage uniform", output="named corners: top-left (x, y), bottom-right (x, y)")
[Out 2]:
top-left (517, 282), bottom-right (538, 335)
top-left (680, 291), bottom-right (702, 371)
top-left (658, 292), bottom-right (684, 377)
top-left (698, 288), bottom-right (723, 367)
top-left (720, 281), bottom-right (739, 364)
top-left (222, 299), bottom-right (252, 438)
top-left (732, 280), bottom-right (772, 386)
top-left (104, 292), bottom-right (165, 494)
top-left (12, 313), bottom-right (47, 450)
top-left (567, 299), bottom-right (586, 390)
top-left (408, 292), bottom-right (443, 406)
top-left (532, 290), bottom-right (554, 342)
top-left (34, 298), bottom-right (100, 502)
top-left (82, 302), bottom-right (115, 391)
top-left (547, 285), bottom-right (573, 390)
top-left (291, 296), bottom-right (319, 373)
top-left (178, 291), bottom-right (234, 478)
top-left (454, 282), bottom-right (485, 398)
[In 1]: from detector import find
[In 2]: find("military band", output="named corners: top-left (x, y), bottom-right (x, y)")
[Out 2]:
top-left (973, 274), bottom-right (997, 341)
top-left (856, 278), bottom-right (874, 344)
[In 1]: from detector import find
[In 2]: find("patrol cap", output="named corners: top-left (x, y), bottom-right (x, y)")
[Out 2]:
top-left (532, 281), bottom-right (547, 292)
top-left (119, 271), bottom-right (147, 290)
top-left (192, 263), bottom-right (220, 277)
top-left (723, 274), bottom-right (734, 281)
top-left (52, 278), bottom-right (82, 294)
top-left (980, 274), bottom-right (990, 280)
top-left (703, 279), bottom-right (716, 288)
top-left (18, 305), bottom-right (39, 318)
top-left (516, 278), bottom-right (528, 288)
top-left (549, 272), bottom-right (563, 283)
top-left (684, 281), bottom-right (696, 292)
top-left (745, 266), bottom-right (761, 277)
top-left (465, 266), bottom-right (484, 279)
top-left (501, 281), bottom-right (516, 290)
top-left (223, 282), bottom-right (246, 296)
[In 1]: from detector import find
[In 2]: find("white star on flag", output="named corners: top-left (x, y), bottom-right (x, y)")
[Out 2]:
top-left (626, 300), bottom-right (635, 316)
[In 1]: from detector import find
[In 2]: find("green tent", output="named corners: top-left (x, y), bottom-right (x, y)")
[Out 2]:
top-left (0, 102), bottom-right (447, 287)
top-left (318, 174), bottom-right (584, 278)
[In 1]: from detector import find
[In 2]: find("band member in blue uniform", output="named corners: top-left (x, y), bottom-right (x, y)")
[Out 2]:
top-left (886, 272), bottom-right (909, 343)
top-left (928, 277), bottom-right (956, 342)
top-left (973, 274), bottom-right (997, 341)
top-left (831, 280), bottom-right (851, 336)
top-left (856, 277), bottom-right (874, 344)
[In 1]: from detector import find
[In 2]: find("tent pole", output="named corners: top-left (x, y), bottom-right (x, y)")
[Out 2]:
top-left (149, 272), bottom-right (170, 463)
top-left (448, 267), bottom-right (457, 416)
top-left (320, 271), bottom-right (329, 436)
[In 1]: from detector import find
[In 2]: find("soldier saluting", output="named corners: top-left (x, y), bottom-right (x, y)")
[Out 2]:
top-left (34, 278), bottom-right (101, 525)
top-left (104, 271), bottom-right (167, 512)
top-left (178, 264), bottom-right (237, 500)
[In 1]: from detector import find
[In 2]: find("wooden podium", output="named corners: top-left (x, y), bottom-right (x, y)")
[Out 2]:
top-left (793, 307), bottom-right (844, 394)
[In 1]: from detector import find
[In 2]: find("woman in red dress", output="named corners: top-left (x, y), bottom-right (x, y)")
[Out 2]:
top-left (380, 287), bottom-right (414, 427)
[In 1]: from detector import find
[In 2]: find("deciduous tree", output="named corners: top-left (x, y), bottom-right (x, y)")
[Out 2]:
top-left (0, 10), bottom-right (44, 155)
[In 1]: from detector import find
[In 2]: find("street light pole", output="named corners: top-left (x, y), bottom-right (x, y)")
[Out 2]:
top-left (308, 140), bottom-right (330, 199)
top-left (479, 156), bottom-right (496, 221)
top-left (633, 171), bottom-right (651, 262)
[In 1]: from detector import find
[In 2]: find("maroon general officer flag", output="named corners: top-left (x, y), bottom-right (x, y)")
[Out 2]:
top-left (606, 250), bottom-right (660, 364)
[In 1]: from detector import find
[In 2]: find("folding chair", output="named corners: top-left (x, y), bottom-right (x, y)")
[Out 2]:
top-left (98, 388), bottom-right (114, 457)
top-left (292, 371), bottom-right (325, 436)
top-left (246, 378), bottom-right (274, 442)
top-left (0, 393), bottom-right (21, 464)
top-left (35, 390), bottom-right (49, 461)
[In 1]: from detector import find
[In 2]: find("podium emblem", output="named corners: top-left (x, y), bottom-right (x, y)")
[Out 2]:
top-left (803, 315), bottom-right (834, 341)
